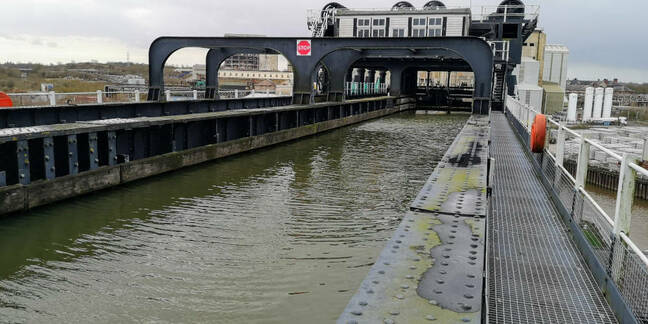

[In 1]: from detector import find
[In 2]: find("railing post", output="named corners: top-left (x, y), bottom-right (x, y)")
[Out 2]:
top-left (165, 90), bottom-right (172, 102)
top-left (235, 89), bottom-right (239, 99)
top-left (555, 122), bottom-right (566, 167)
top-left (96, 90), bottom-right (103, 104)
top-left (48, 91), bottom-right (56, 106)
top-left (575, 136), bottom-right (590, 189)
top-left (193, 90), bottom-right (198, 100)
top-left (642, 139), bottom-right (648, 162)
top-left (613, 154), bottom-right (637, 237)
top-left (134, 90), bottom-right (141, 103)
top-left (611, 153), bottom-right (637, 282)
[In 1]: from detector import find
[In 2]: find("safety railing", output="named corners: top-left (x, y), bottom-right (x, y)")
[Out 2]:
top-left (472, 5), bottom-right (539, 23)
top-left (344, 82), bottom-right (388, 98)
top-left (488, 41), bottom-right (510, 62)
top-left (7, 89), bottom-right (282, 107)
top-left (506, 95), bottom-right (648, 322)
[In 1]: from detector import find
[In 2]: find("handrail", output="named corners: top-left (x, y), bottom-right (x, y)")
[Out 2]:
top-left (6, 89), bottom-right (287, 107)
top-left (621, 232), bottom-right (648, 267)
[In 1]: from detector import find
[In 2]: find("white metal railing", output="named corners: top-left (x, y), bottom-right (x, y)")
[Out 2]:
top-left (489, 41), bottom-right (510, 61)
top-left (507, 94), bottom-right (648, 320)
top-left (507, 95), bottom-right (648, 255)
top-left (472, 5), bottom-right (539, 23)
top-left (6, 89), bottom-right (286, 108)
top-left (344, 82), bottom-right (388, 97)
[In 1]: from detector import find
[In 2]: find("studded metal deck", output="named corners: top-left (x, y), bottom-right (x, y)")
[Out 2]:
top-left (488, 112), bottom-right (618, 323)
top-left (411, 115), bottom-right (489, 217)
top-left (339, 115), bottom-right (489, 324)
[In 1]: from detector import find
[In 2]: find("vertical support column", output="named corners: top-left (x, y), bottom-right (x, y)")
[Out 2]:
top-left (48, 91), bottom-right (56, 106)
top-left (0, 171), bottom-right (6, 187)
top-left (96, 90), bottom-right (103, 104)
top-left (134, 90), bottom-right (141, 103)
top-left (193, 90), bottom-right (198, 100)
top-left (88, 133), bottom-right (99, 170)
top-left (575, 136), bottom-right (590, 189)
top-left (107, 131), bottom-right (117, 166)
top-left (165, 90), bottom-right (172, 102)
top-left (17, 140), bottom-right (30, 185)
top-left (642, 139), bottom-right (648, 162)
top-left (68, 135), bottom-right (79, 175)
top-left (275, 113), bottom-right (280, 132)
top-left (43, 137), bottom-right (56, 180)
top-left (249, 116), bottom-right (254, 137)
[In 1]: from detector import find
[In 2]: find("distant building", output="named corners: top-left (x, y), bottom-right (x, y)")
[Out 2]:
top-left (309, 2), bottom-right (471, 38)
top-left (543, 44), bottom-right (569, 90)
top-left (522, 29), bottom-right (546, 85)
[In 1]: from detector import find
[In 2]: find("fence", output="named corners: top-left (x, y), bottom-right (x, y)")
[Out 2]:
top-left (344, 82), bottom-right (388, 98)
top-left (506, 95), bottom-right (648, 322)
top-left (7, 89), bottom-right (281, 108)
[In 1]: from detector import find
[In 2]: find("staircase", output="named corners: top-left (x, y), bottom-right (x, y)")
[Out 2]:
top-left (308, 10), bottom-right (331, 38)
top-left (492, 65), bottom-right (507, 111)
top-left (521, 16), bottom-right (538, 41)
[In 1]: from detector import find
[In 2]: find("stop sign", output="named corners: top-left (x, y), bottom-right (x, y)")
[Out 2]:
top-left (297, 40), bottom-right (311, 56)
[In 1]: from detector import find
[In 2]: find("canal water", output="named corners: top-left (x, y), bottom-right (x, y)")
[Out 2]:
top-left (585, 185), bottom-right (648, 251)
top-left (0, 112), bottom-right (468, 323)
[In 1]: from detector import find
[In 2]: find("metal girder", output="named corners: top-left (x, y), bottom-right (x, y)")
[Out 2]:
top-left (205, 48), bottom-right (277, 99)
top-left (147, 37), bottom-right (494, 112)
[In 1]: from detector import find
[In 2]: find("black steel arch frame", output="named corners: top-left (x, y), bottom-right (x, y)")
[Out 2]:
top-left (148, 37), bottom-right (494, 113)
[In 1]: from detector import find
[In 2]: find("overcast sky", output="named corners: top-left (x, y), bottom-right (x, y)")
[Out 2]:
top-left (1, 0), bottom-right (647, 82)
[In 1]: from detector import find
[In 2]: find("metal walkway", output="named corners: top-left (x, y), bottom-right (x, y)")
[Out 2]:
top-left (488, 112), bottom-right (618, 323)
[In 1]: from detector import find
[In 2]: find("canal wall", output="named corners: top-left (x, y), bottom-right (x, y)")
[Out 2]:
top-left (562, 159), bottom-right (648, 200)
top-left (1, 96), bottom-right (416, 216)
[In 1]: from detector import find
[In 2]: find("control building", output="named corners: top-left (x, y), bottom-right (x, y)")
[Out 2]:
top-left (308, 0), bottom-right (540, 111)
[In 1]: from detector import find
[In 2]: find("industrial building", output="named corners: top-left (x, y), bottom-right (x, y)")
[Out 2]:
top-left (308, 0), bottom-right (540, 111)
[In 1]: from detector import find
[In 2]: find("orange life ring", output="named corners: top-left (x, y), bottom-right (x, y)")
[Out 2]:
top-left (0, 92), bottom-right (12, 108)
top-left (530, 114), bottom-right (547, 153)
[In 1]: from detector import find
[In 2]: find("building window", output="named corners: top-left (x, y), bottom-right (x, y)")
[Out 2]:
top-left (392, 28), bottom-right (405, 37)
top-left (428, 17), bottom-right (442, 37)
top-left (412, 18), bottom-right (427, 37)
top-left (373, 29), bottom-right (385, 37)
top-left (357, 18), bottom-right (371, 38)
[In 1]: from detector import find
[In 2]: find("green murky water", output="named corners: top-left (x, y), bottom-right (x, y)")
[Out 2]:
top-left (0, 112), bottom-right (468, 323)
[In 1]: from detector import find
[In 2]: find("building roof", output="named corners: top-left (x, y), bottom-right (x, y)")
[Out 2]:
top-left (545, 44), bottom-right (569, 54)
top-left (335, 8), bottom-right (470, 16)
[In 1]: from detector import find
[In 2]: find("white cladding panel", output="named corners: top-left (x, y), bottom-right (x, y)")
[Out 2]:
top-left (603, 88), bottom-right (614, 119)
top-left (517, 86), bottom-right (544, 112)
top-left (446, 16), bottom-right (464, 36)
top-left (390, 16), bottom-right (409, 36)
top-left (593, 87), bottom-right (604, 120)
top-left (339, 17), bottom-right (354, 37)
top-left (543, 45), bottom-right (569, 90)
top-left (337, 13), bottom-right (468, 38)
top-left (519, 58), bottom-right (540, 85)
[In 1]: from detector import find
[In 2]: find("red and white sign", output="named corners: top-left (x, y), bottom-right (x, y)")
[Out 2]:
top-left (296, 40), bottom-right (312, 56)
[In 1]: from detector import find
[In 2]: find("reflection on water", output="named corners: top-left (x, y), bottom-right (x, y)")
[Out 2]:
top-left (0, 112), bottom-right (468, 323)
top-left (585, 185), bottom-right (648, 251)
